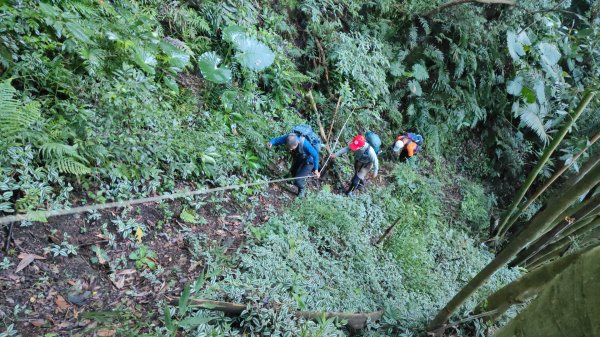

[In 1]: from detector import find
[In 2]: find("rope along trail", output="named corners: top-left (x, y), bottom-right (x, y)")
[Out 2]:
top-left (0, 108), bottom-right (356, 225)
top-left (0, 175), bottom-right (316, 226)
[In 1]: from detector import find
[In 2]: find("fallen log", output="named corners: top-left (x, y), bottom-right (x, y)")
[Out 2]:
top-left (169, 298), bottom-right (383, 330)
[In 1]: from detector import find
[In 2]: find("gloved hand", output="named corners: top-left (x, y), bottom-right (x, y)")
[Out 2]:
top-left (314, 170), bottom-right (320, 178)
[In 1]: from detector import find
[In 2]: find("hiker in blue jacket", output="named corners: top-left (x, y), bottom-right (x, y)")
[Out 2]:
top-left (268, 134), bottom-right (320, 198)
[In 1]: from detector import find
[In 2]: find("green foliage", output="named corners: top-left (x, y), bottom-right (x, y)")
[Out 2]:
top-left (198, 51), bottom-right (232, 84)
top-left (129, 245), bottom-right (159, 270)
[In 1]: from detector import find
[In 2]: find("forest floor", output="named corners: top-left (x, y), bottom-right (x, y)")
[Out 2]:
top-left (1, 162), bottom-right (390, 336)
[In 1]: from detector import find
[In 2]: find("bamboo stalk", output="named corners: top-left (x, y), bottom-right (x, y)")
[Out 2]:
top-left (427, 164), bottom-right (600, 333)
top-left (495, 91), bottom-right (596, 238)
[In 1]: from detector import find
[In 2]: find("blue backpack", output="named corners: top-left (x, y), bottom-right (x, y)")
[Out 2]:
top-left (399, 133), bottom-right (424, 153)
top-left (365, 131), bottom-right (382, 154)
top-left (292, 124), bottom-right (322, 152)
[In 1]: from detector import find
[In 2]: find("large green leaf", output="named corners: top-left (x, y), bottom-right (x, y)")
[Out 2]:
top-left (133, 47), bottom-right (157, 75)
top-left (507, 76), bottom-right (523, 96)
top-left (507, 31), bottom-right (526, 62)
top-left (198, 52), bottom-right (232, 84)
top-left (538, 42), bottom-right (561, 66)
top-left (233, 36), bottom-right (275, 71)
top-left (223, 25), bottom-right (246, 43)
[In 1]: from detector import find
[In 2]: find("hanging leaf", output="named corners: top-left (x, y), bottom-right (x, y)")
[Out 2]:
top-left (521, 87), bottom-right (536, 104)
top-left (506, 76), bottom-right (523, 96)
top-left (534, 80), bottom-right (546, 104)
top-left (233, 36), bottom-right (275, 71)
top-left (412, 64), bottom-right (429, 81)
top-left (507, 31), bottom-right (526, 61)
top-left (198, 52), bottom-right (232, 84)
top-left (538, 42), bottom-right (561, 66)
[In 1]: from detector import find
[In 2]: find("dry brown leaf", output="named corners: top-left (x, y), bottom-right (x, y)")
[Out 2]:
top-left (116, 269), bottom-right (136, 275)
top-left (30, 319), bottom-right (46, 327)
top-left (111, 276), bottom-right (125, 289)
top-left (15, 253), bottom-right (45, 273)
top-left (96, 329), bottom-right (116, 336)
top-left (55, 295), bottom-right (71, 310)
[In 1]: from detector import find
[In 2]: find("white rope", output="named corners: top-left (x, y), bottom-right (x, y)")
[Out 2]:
top-left (0, 175), bottom-right (315, 226)
top-left (0, 109), bottom-right (357, 226)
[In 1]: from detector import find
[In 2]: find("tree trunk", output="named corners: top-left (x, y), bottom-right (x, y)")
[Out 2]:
top-left (427, 164), bottom-right (600, 333)
top-left (495, 91), bottom-right (596, 238)
top-left (492, 245), bottom-right (600, 337)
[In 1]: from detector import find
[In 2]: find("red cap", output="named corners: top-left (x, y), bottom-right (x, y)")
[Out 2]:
top-left (349, 135), bottom-right (366, 152)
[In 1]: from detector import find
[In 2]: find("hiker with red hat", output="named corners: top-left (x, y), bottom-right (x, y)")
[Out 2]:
top-left (331, 134), bottom-right (379, 196)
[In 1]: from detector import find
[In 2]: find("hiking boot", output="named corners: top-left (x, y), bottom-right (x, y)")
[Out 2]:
top-left (345, 191), bottom-right (354, 197)
top-left (297, 189), bottom-right (306, 198)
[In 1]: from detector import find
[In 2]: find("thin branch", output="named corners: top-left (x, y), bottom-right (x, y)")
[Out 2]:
top-left (424, 0), bottom-right (515, 17)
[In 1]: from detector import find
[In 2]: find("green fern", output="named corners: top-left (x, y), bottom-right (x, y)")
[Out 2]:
top-left (0, 80), bottom-right (41, 137)
top-left (520, 104), bottom-right (549, 144)
top-left (52, 157), bottom-right (91, 175)
top-left (40, 143), bottom-right (85, 161)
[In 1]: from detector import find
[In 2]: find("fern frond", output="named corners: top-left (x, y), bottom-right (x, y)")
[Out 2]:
top-left (51, 157), bottom-right (91, 175)
top-left (40, 143), bottom-right (83, 160)
top-left (0, 81), bottom-right (41, 136)
top-left (520, 104), bottom-right (549, 143)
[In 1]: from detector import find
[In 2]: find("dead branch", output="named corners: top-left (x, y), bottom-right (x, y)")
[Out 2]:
top-left (376, 216), bottom-right (402, 245)
top-left (424, 0), bottom-right (515, 17)
top-left (327, 96), bottom-right (343, 142)
top-left (169, 298), bottom-right (382, 329)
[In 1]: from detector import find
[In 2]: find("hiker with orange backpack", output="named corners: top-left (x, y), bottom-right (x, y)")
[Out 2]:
top-left (331, 132), bottom-right (380, 196)
top-left (392, 133), bottom-right (424, 160)
top-left (267, 125), bottom-right (321, 198)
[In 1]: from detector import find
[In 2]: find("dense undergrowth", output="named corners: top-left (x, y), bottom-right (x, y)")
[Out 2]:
top-left (84, 162), bottom-right (518, 336)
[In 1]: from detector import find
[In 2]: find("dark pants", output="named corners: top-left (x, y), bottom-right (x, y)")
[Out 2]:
top-left (347, 161), bottom-right (370, 193)
top-left (290, 159), bottom-right (314, 193)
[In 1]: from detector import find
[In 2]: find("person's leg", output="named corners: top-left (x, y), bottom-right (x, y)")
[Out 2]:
top-left (355, 163), bottom-right (372, 190)
top-left (294, 162), bottom-right (314, 197)
top-left (290, 158), bottom-right (301, 177)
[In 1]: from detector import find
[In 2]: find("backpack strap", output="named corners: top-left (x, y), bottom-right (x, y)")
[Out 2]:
top-left (399, 135), bottom-right (413, 146)
top-left (297, 136), bottom-right (306, 154)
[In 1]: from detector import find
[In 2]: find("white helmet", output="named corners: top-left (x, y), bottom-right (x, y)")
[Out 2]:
top-left (393, 140), bottom-right (404, 153)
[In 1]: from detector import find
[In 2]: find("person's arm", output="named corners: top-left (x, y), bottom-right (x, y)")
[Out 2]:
top-left (269, 135), bottom-right (288, 147)
top-left (334, 146), bottom-right (349, 157)
top-left (303, 140), bottom-right (319, 171)
top-left (369, 147), bottom-right (379, 176)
